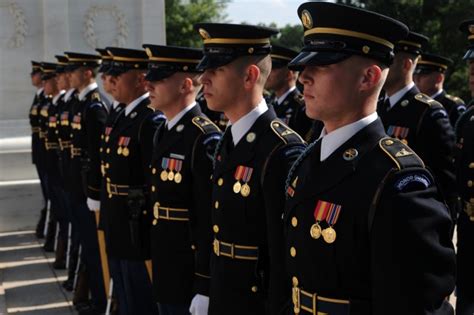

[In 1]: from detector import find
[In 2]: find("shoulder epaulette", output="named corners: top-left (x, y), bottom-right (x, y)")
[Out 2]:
top-left (293, 92), bottom-right (304, 105)
top-left (414, 93), bottom-right (442, 108)
top-left (192, 116), bottom-right (220, 134)
top-left (445, 94), bottom-right (465, 105)
top-left (91, 92), bottom-right (101, 101)
top-left (379, 137), bottom-right (425, 170)
top-left (270, 120), bottom-right (305, 145)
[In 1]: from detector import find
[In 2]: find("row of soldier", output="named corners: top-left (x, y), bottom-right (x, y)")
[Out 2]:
top-left (27, 2), bottom-right (474, 315)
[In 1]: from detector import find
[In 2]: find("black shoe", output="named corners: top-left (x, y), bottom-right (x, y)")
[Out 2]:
top-left (53, 260), bottom-right (66, 269)
top-left (62, 279), bottom-right (73, 291)
top-left (35, 208), bottom-right (46, 238)
top-left (43, 243), bottom-right (55, 252)
top-left (74, 301), bottom-right (91, 311)
top-left (78, 304), bottom-right (105, 315)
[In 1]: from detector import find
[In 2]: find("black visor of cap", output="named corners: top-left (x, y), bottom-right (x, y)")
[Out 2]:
top-left (288, 50), bottom-right (351, 71)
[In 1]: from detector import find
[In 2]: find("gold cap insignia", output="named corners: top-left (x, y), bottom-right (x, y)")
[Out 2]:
top-left (145, 47), bottom-right (153, 58)
top-left (199, 28), bottom-right (211, 39)
top-left (362, 46), bottom-right (370, 54)
top-left (301, 10), bottom-right (313, 29)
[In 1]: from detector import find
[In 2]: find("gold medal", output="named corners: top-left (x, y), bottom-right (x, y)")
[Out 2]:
top-left (105, 136), bottom-right (109, 142)
top-left (322, 226), bottom-right (336, 244)
top-left (174, 172), bottom-right (182, 184)
top-left (168, 171), bottom-right (175, 181)
top-left (240, 183), bottom-right (251, 197)
top-left (117, 147), bottom-right (122, 155)
top-left (122, 147), bottom-right (129, 157)
top-left (233, 181), bottom-right (242, 194)
top-left (160, 170), bottom-right (168, 181)
top-left (310, 223), bottom-right (322, 239)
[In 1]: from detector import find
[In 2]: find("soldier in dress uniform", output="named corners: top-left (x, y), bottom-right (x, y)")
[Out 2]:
top-left (284, 2), bottom-right (455, 314)
top-left (194, 23), bottom-right (306, 314)
top-left (143, 44), bottom-right (222, 315)
top-left (29, 61), bottom-right (49, 238)
top-left (455, 18), bottom-right (474, 315)
top-left (65, 52), bottom-right (108, 315)
top-left (40, 62), bottom-right (69, 269)
top-left (378, 31), bottom-right (459, 221)
top-left (100, 47), bottom-right (163, 315)
top-left (265, 44), bottom-right (314, 140)
top-left (414, 52), bottom-right (466, 126)
top-left (55, 54), bottom-right (81, 292)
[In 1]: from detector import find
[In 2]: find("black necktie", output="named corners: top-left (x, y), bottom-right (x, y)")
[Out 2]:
top-left (224, 126), bottom-right (234, 153)
top-left (384, 98), bottom-right (391, 111)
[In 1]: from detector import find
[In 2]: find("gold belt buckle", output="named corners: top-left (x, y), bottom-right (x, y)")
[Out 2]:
top-left (292, 286), bottom-right (300, 314)
top-left (163, 207), bottom-right (170, 220)
top-left (213, 239), bottom-right (220, 256)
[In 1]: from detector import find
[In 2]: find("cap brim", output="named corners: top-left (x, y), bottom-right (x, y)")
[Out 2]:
top-left (65, 64), bottom-right (81, 72)
top-left (98, 64), bottom-right (111, 73)
top-left (271, 60), bottom-right (288, 69)
top-left (463, 48), bottom-right (474, 61)
top-left (288, 51), bottom-right (351, 71)
top-left (145, 70), bottom-right (175, 82)
top-left (41, 74), bottom-right (56, 80)
top-left (196, 55), bottom-right (235, 71)
top-left (106, 67), bottom-right (128, 76)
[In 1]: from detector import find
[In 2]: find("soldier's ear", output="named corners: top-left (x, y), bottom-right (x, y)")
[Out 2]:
top-left (360, 64), bottom-right (382, 92)
top-left (243, 64), bottom-right (260, 89)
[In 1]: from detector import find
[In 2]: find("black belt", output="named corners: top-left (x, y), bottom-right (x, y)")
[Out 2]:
top-left (212, 238), bottom-right (258, 260)
top-left (106, 181), bottom-right (129, 198)
top-left (292, 286), bottom-right (350, 315)
top-left (152, 202), bottom-right (189, 224)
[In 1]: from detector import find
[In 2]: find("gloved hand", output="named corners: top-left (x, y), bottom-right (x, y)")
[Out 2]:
top-left (189, 294), bottom-right (209, 315)
top-left (87, 198), bottom-right (100, 212)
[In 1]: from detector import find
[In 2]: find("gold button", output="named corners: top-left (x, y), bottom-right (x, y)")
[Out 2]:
top-left (384, 139), bottom-right (394, 146)
top-left (153, 219), bottom-right (157, 226)
top-left (191, 245), bottom-right (196, 250)
top-left (214, 201), bottom-right (219, 209)
top-left (106, 177), bottom-right (111, 182)
top-left (152, 168), bottom-right (157, 174)
top-left (108, 194), bottom-right (112, 199)
top-left (291, 217), bottom-right (298, 227)
top-left (151, 185), bottom-right (156, 192)
top-left (101, 134), bottom-right (104, 139)
top-left (290, 247), bottom-right (296, 257)
top-left (142, 210), bottom-right (147, 215)
top-left (213, 225), bottom-right (219, 233)
top-left (217, 178), bottom-right (224, 186)
top-left (106, 163), bottom-right (110, 168)
top-left (100, 148), bottom-right (103, 153)
top-left (251, 286), bottom-right (258, 293)
top-left (106, 148), bottom-right (110, 154)
top-left (469, 162), bottom-right (474, 169)
top-left (468, 180), bottom-right (473, 188)
top-left (70, 133), bottom-right (73, 137)
top-left (292, 276), bottom-right (299, 286)
top-left (210, 175), bottom-right (213, 180)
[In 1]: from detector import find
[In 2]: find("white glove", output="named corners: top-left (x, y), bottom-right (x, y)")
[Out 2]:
top-left (189, 294), bottom-right (209, 315)
top-left (87, 198), bottom-right (100, 212)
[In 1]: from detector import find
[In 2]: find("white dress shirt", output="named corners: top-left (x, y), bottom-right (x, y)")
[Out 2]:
top-left (125, 93), bottom-right (149, 116)
top-left (229, 98), bottom-right (268, 146)
top-left (318, 112), bottom-right (379, 161)
top-left (277, 86), bottom-right (297, 105)
top-left (430, 89), bottom-right (443, 99)
top-left (36, 87), bottom-right (44, 96)
top-left (167, 102), bottom-right (197, 130)
top-left (78, 82), bottom-right (98, 101)
top-left (52, 90), bottom-right (66, 106)
top-left (387, 81), bottom-right (415, 109)
top-left (64, 88), bottom-right (76, 102)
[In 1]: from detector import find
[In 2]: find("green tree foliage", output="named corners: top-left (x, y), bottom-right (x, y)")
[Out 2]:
top-left (336, 0), bottom-right (473, 101)
top-left (165, 0), bottom-right (230, 48)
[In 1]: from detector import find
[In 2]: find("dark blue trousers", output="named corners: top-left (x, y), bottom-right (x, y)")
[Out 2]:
top-left (108, 258), bottom-right (157, 315)
top-left (70, 193), bottom-right (106, 310)
top-left (456, 212), bottom-right (474, 315)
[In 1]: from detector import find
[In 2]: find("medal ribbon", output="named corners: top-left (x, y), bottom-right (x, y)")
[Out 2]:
top-left (123, 137), bottom-right (130, 148)
top-left (242, 167), bottom-right (253, 183)
top-left (161, 157), bottom-right (169, 170)
top-left (325, 203), bottom-right (342, 226)
top-left (234, 165), bottom-right (244, 181)
top-left (105, 127), bottom-right (112, 135)
top-left (169, 159), bottom-right (176, 172)
top-left (175, 160), bottom-right (183, 173)
top-left (314, 200), bottom-right (330, 222)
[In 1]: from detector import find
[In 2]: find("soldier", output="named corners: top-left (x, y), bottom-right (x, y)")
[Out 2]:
top-left (455, 18), bottom-right (474, 315)
top-left (284, 2), bottom-right (455, 314)
top-left (54, 54), bottom-right (80, 291)
top-left (40, 62), bottom-right (69, 269)
top-left (265, 44), bottom-right (314, 140)
top-left (143, 44), bottom-right (222, 315)
top-left (100, 47), bottom-right (163, 315)
top-left (29, 61), bottom-right (49, 238)
top-left (414, 52), bottom-right (466, 126)
top-left (378, 31), bottom-right (459, 220)
top-left (194, 23), bottom-right (306, 314)
top-left (65, 52), bottom-right (108, 314)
